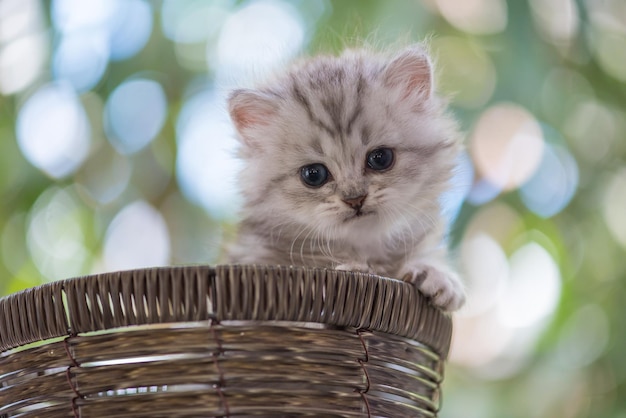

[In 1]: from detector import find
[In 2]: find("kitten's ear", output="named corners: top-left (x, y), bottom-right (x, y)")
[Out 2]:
top-left (383, 46), bottom-right (434, 100)
top-left (228, 89), bottom-right (279, 148)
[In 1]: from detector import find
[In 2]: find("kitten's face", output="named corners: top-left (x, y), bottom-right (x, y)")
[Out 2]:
top-left (230, 47), bottom-right (460, 241)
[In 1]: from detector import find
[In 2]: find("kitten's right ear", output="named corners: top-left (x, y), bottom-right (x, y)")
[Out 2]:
top-left (383, 46), bottom-right (434, 100)
top-left (228, 89), bottom-right (279, 148)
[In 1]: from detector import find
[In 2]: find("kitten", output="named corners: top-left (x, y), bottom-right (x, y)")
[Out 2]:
top-left (226, 45), bottom-right (465, 311)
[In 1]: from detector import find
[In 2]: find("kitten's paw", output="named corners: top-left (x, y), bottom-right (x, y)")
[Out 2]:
top-left (335, 262), bottom-right (373, 274)
top-left (401, 265), bottom-right (465, 311)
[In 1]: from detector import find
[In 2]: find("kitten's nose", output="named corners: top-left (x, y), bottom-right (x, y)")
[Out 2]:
top-left (342, 194), bottom-right (367, 210)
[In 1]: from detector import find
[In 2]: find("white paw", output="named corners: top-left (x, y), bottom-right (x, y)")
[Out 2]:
top-left (401, 264), bottom-right (465, 311)
top-left (335, 262), bottom-right (373, 274)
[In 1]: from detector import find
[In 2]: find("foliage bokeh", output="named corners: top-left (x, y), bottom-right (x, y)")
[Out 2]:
top-left (1, 1), bottom-right (625, 417)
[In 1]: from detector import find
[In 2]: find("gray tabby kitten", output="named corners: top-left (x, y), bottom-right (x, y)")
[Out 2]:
top-left (226, 45), bottom-right (465, 311)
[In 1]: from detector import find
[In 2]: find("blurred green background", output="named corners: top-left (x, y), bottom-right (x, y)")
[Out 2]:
top-left (1, 0), bottom-right (625, 416)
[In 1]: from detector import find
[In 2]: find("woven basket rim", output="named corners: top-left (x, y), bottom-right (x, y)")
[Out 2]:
top-left (0, 264), bottom-right (452, 357)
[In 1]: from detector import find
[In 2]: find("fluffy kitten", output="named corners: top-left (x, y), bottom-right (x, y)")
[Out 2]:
top-left (226, 45), bottom-right (465, 311)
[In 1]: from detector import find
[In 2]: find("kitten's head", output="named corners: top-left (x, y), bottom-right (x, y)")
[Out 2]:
top-left (228, 45), bottom-right (461, 241)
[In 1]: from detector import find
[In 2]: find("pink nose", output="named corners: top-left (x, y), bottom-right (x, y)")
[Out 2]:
top-left (342, 194), bottom-right (367, 210)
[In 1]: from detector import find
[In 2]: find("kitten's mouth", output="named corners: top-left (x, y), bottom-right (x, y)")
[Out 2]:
top-left (343, 209), bottom-right (374, 222)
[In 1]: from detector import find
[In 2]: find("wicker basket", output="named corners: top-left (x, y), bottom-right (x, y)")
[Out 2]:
top-left (0, 265), bottom-right (452, 417)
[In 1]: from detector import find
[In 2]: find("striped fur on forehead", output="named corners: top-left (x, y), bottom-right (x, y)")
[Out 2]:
top-left (281, 54), bottom-right (376, 140)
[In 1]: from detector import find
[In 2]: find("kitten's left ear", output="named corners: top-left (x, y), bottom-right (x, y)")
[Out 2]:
top-left (228, 89), bottom-right (279, 149)
top-left (383, 46), bottom-right (434, 100)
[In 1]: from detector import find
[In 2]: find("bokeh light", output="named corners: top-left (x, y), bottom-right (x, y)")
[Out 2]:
top-left (26, 187), bottom-right (90, 280)
top-left (463, 202), bottom-right (525, 251)
top-left (0, 0), bottom-right (43, 43)
top-left (603, 168), bottom-right (626, 249)
top-left (540, 67), bottom-right (594, 125)
top-left (520, 143), bottom-right (579, 218)
top-left (16, 83), bottom-right (91, 178)
top-left (529, 0), bottom-right (580, 45)
top-left (440, 152), bottom-right (474, 227)
top-left (103, 200), bottom-right (171, 271)
top-left (104, 78), bottom-right (167, 155)
top-left (0, 35), bottom-right (48, 95)
top-left (176, 89), bottom-right (242, 217)
top-left (107, 0), bottom-right (152, 61)
top-left (1, 213), bottom-right (29, 276)
top-left (591, 28), bottom-right (626, 83)
top-left (161, 0), bottom-right (236, 72)
top-left (52, 31), bottom-right (109, 92)
top-left (586, 0), bottom-right (626, 82)
top-left (564, 100), bottom-right (617, 164)
top-left (52, 0), bottom-right (117, 33)
top-left (51, 0), bottom-right (152, 92)
top-left (466, 178), bottom-right (501, 206)
top-left (434, 0), bottom-right (507, 35)
top-left (0, 0), bottom-right (47, 95)
top-left (161, 0), bottom-right (233, 44)
top-left (213, 0), bottom-right (306, 86)
top-left (554, 304), bottom-right (609, 370)
top-left (470, 103), bottom-right (544, 192)
top-left (497, 241), bottom-right (561, 328)
top-left (433, 36), bottom-right (497, 109)
top-left (75, 145), bottom-right (132, 205)
top-left (460, 233), bottom-right (508, 316)
top-left (161, 193), bottom-right (226, 264)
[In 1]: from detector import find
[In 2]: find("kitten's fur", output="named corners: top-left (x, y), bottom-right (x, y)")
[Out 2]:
top-left (226, 45), bottom-right (465, 311)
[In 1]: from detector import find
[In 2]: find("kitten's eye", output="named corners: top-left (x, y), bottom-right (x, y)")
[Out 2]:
top-left (300, 163), bottom-right (330, 187)
top-left (366, 148), bottom-right (394, 171)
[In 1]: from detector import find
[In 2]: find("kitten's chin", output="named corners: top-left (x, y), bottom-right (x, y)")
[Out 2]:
top-left (335, 210), bottom-right (386, 238)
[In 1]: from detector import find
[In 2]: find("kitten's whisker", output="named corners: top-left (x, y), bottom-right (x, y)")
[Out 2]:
top-left (300, 225), bottom-right (318, 266)
top-left (385, 206), bottom-right (413, 259)
top-left (315, 227), bottom-right (327, 261)
top-left (271, 219), bottom-right (291, 245)
top-left (289, 225), bottom-right (309, 266)
top-left (404, 201), bottom-right (439, 231)
top-left (322, 231), bottom-right (337, 265)
top-left (322, 223), bottom-right (340, 266)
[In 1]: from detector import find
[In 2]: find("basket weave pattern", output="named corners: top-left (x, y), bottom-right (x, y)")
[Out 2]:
top-left (0, 265), bottom-right (452, 417)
